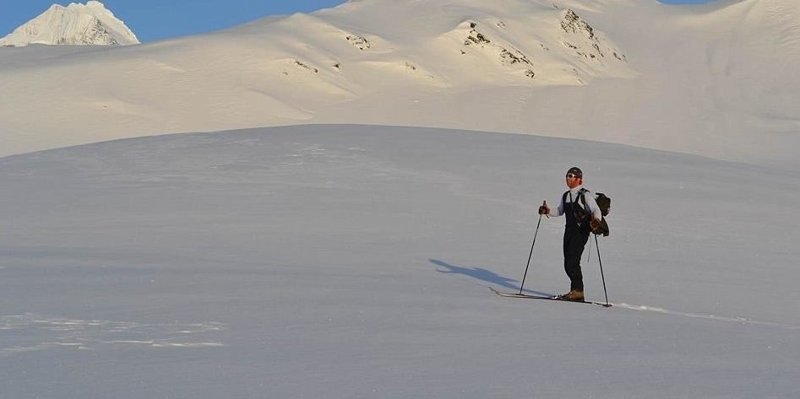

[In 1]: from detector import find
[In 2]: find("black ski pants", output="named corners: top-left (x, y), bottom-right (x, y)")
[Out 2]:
top-left (563, 226), bottom-right (590, 291)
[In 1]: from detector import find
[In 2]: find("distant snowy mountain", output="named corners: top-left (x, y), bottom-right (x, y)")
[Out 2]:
top-left (0, 0), bottom-right (798, 167)
top-left (0, 1), bottom-right (139, 47)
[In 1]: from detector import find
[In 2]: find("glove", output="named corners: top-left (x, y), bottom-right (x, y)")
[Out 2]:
top-left (538, 201), bottom-right (549, 215)
top-left (590, 218), bottom-right (601, 232)
top-left (538, 206), bottom-right (548, 215)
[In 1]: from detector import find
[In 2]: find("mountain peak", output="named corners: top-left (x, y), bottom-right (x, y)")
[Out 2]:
top-left (0, 1), bottom-right (139, 47)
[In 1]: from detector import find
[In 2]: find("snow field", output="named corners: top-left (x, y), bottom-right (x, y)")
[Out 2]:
top-left (0, 125), bottom-right (797, 398)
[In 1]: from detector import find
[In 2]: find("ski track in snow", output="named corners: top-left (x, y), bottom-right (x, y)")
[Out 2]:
top-left (0, 313), bottom-right (226, 355)
top-left (612, 303), bottom-right (800, 330)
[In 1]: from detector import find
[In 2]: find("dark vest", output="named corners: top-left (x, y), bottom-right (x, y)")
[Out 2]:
top-left (563, 190), bottom-right (590, 233)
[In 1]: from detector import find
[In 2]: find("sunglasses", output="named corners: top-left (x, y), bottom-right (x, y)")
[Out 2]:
top-left (566, 174), bottom-right (581, 179)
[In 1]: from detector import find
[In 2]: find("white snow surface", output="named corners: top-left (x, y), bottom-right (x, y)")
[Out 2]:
top-left (1, 1), bottom-right (799, 395)
top-left (0, 0), bottom-right (798, 166)
top-left (0, 1), bottom-right (139, 47)
top-left (1, 125), bottom-right (798, 398)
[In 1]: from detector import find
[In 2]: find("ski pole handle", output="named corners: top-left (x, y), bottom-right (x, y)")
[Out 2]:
top-left (538, 200), bottom-right (550, 218)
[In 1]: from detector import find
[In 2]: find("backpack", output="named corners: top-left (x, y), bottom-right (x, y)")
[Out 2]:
top-left (563, 189), bottom-right (611, 237)
top-left (595, 193), bottom-right (611, 217)
top-left (590, 192), bottom-right (611, 237)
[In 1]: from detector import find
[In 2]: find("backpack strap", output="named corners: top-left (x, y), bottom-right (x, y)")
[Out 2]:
top-left (578, 188), bottom-right (590, 216)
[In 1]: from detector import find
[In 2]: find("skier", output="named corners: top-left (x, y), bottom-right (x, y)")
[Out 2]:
top-left (538, 167), bottom-right (603, 301)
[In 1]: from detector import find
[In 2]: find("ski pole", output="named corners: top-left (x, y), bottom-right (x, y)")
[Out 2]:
top-left (519, 213), bottom-right (543, 295)
top-left (594, 234), bottom-right (611, 307)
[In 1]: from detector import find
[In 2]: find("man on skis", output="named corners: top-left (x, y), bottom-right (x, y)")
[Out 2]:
top-left (538, 167), bottom-right (603, 301)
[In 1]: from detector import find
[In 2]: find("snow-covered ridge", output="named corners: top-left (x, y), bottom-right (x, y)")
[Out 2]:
top-left (0, 0), bottom-right (798, 167)
top-left (0, 1), bottom-right (139, 47)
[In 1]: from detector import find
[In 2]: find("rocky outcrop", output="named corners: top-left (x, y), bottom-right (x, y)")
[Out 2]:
top-left (559, 9), bottom-right (626, 63)
top-left (346, 34), bottom-right (371, 50)
top-left (457, 20), bottom-right (536, 79)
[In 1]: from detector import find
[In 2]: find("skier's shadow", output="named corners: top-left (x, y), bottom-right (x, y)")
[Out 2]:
top-left (429, 259), bottom-right (549, 296)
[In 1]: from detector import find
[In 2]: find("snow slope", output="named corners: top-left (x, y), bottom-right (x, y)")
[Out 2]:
top-left (0, 0), bottom-right (797, 166)
top-left (1, 125), bottom-right (797, 398)
top-left (0, 1), bottom-right (139, 47)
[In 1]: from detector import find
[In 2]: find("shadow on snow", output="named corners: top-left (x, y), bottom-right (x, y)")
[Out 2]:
top-left (429, 259), bottom-right (550, 296)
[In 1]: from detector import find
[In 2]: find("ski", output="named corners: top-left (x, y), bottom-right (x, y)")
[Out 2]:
top-left (490, 287), bottom-right (611, 307)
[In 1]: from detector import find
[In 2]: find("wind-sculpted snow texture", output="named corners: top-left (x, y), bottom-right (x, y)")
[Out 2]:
top-left (1, 125), bottom-right (797, 398)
